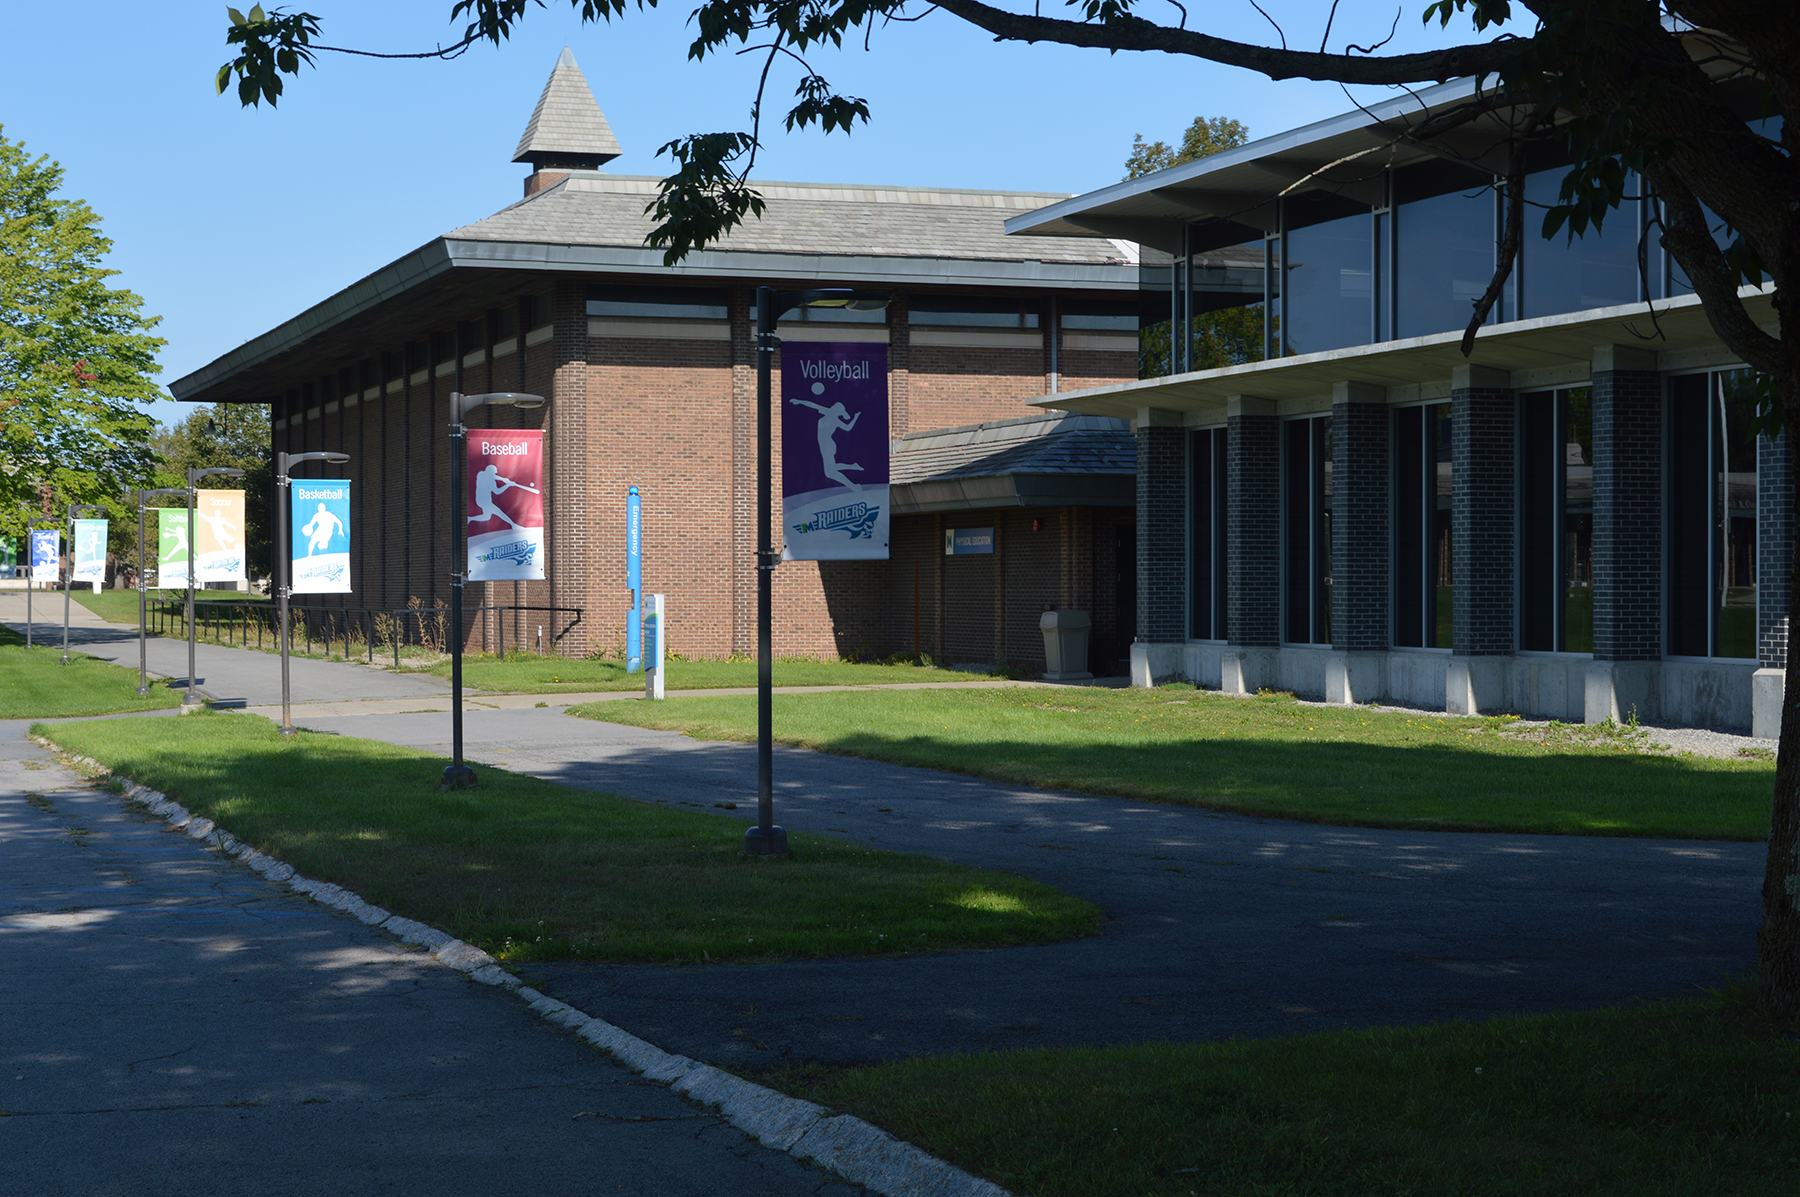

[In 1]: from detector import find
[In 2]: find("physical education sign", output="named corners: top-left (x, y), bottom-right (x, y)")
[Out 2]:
top-left (781, 342), bottom-right (889, 561)
top-left (292, 480), bottom-right (352, 594)
top-left (156, 508), bottom-right (190, 588)
top-left (29, 529), bottom-right (59, 581)
top-left (195, 489), bottom-right (247, 583)
top-left (467, 429), bottom-right (545, 581)
top-left (72, 518), bottom-right (108, 588)
top-left (944, 527), bottom-right (995, 555)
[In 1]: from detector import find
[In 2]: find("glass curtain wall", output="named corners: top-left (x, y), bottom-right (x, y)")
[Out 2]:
top-left (1392, 404), bottom-right (1453, 647)
top-left (1518, 387), bottom-right (1594, 652)
top-left (1668, 370), bottom-right (1759, 658)
top-left (1394, 161), bottom-right (1498, 337)
top-left (1519, 170), bottom-right (1639, 317)
top-left (1282, 416), bottom-right (1332, 644)
top-left (1282, 191), bottom-right (1373, 356)
top-left (1189, 427), bottom-right (1228, 640)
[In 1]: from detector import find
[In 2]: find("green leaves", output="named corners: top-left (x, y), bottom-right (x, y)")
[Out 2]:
top-left (0, 128), bottom-right (164, 518)
top-left (643, 133), bottom-right (766, 266)
top-left (216, 4), bottom-right (319, 108)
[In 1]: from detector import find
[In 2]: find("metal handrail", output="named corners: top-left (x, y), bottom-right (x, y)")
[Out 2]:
top-left (136, 596), bottom-right (583, 668)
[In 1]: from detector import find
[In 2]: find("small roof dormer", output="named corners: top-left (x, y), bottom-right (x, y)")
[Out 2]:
top-left (512, 47), bottom-right (622, 172)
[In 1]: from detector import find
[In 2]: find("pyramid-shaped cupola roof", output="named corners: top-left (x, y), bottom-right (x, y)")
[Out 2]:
top-left (512, 47), bottom-right (623, 170)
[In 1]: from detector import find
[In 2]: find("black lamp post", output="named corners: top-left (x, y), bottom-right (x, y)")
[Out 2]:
top-left (25, 514), bottom-right (59, 648)
top-left (443, 391), bottom-right (546, 790)
top-left (185, 466), bottom-right (246, 707)
top-left (136, 487), bottom-right (189, 696)
top-left (276, 450), bottom-right (350, 736)
top-left (744, 286), bottom-right (891, 858)
top-left (60, 504), bottom-right (109, 665)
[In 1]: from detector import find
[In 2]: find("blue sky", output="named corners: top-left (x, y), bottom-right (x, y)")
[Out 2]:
top-left (0, 2), bottom-right (1472, 426)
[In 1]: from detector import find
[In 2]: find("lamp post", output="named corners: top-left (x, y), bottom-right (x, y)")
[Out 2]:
top-left (275, 451), bottom-right (350, 735)
top-left (185, 467), bottom-right (245, 707)
top-left (744, 287), bottom-right (891, 857)
top-left (136, 487), bottom-right (189, 696)
top-left (60, 505), bottom-right (108, 665)
top-left (25, 515), bottom-right (59, 648)
top-left (444, 391), bottom-right (545, 789)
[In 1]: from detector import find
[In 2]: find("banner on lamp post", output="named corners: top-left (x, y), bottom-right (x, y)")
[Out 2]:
top-left (0, 535), bottom-right (18, 578)
top-left (194, 490), bottom-right (247, 583)
top-left (72, 519), bottom-right (107, 589)
top-left (29, 529), bottom-right (59, 582)
top-left (156, 508), bottom-right (189, 588)
top-left (291, 480), bottom-right (352, 594)
top-left (467, 429), bottom-right (545, 581)
top-left (781, 342), bottom-right (889, 561)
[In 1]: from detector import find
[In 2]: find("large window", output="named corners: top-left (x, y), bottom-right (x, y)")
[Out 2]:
top-left (1282, 192), bottom-right (1372, 356)
top-left (1393, 404), bottom-right (1453, 647)
top-left (1668, 370), bottom-right (1759, 658)
top-left (1519, 170), bottom-right (1639, 318)
top-left (1394, 161), bottom-right (1497, 338)
top-left (587, 285), bottom-right (730, 320)
top-left (1282, 416), bottom-right (1332, 644)
top-left (1518, 388), bottom-right (1594, 653)
top-left (910, 295), bottom-right (1039, 328)
top-left (1189, 427), bottom-right (1228, 640)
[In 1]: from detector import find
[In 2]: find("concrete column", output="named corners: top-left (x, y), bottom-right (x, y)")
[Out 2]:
top-left (1223, 395), bottom-right (1279, 694)
top-left (1755, 430), bottom-right (1792, 738)
top-left (1586, 346), bottom-right (1664, 725)
top-left (1130, 407), bottom-right (1187, 686)
top-left (1448, 365), bottom-right (1515, 714)
top-left (1327, 382), bottom-right (1390, 703)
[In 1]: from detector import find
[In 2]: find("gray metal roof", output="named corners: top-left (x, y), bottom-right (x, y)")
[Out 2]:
top-left (890, 412), bottom-right (1135, 514)
top-left (513, 47), bottom-right (622, 167)
top-left (453, 174), bottom-right (1135, 266)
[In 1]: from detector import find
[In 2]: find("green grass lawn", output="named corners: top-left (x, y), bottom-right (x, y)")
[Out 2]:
top-left (0, 626), bottom-right (181, 718)
top-left (432, 652), bottom-right (994, 694)
top-left (775, 993), bottom-right (1800, 1197)
top-left (36, 713), bottom-right (1099, 963)
top-left (570, 686), bottom-right (1775, 839)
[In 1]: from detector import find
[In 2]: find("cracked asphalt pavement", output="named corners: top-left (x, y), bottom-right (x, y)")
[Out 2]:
top-left (0, 721), bottom-right (866, 1196)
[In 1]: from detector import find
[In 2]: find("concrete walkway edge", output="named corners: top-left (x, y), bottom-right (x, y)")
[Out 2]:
top-left (31, 733), bottom-right (1012, 1197)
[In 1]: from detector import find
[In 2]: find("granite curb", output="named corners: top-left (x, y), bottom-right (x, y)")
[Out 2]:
top-left (31, 734), bottom-right (1011, 1197)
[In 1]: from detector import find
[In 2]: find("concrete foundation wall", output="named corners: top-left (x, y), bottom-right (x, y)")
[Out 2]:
top-left (1136, 641), bottom-right (1759, 732)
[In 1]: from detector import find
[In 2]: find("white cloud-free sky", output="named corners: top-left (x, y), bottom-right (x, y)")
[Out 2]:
top-left (0, 1), bottom-right (1477, 425)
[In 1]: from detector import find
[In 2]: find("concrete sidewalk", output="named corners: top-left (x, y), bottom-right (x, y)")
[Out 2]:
top-left (280, 700), bottom-right (1763, 1072)
top-left (0, 720), bottom-right (866, 1195)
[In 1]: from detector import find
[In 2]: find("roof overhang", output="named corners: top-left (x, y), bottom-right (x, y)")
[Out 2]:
top-left (891, 472), bottom-right (1135, 515)
top-left (171, 237), bottom-right (1136, 404)
top-left (1034, 287), bottom-right (1774, 422)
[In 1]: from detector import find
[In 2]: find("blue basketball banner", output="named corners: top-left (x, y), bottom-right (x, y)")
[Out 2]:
top-left (292, 480), bottom-right (352, 594)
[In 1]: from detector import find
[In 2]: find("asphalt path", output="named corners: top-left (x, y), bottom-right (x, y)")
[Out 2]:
top-left (285, 700), bottom-right (1765, 1073)
top-left (0, 591), bottom-right (447, 708)
top-left (0, 720), bottom-right (865, 1196)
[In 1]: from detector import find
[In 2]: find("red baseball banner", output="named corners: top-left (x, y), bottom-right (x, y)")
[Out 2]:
top-left (466, 429), bottom-right (545, 581)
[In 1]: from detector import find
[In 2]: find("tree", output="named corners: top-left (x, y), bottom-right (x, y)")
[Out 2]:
top-left (0, 127), bottom-right (163, 544)
top-left (1128, 118), bottom-right (1257, 376)
top-left (1124, 115), bottom-right (1250, 180)
top-left (155, 404), bottom-right (274, 581)
top-left (215, 2), bottom-right (1800, 1011)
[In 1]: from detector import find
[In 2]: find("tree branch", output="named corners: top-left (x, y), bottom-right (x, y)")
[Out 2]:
top-left (1649, 166), bottom-right (1783, 375)
top-left (1461, 109), bottom-right (1539, 357)
top-left (928, 0), bottom-right (1514, 84)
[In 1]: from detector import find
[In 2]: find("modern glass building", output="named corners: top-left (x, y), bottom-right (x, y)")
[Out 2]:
top-left (1009, 75), bottom-right (1788, 735)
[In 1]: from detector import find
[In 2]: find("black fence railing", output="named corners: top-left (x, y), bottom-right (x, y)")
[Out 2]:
top-left (139, 597), bottom-right (583, 667)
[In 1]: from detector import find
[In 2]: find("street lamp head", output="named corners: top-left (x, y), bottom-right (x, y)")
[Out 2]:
top-left (189, 466), bottom-right (246, 482)
top-left (453, 391), bottom-right (547, 421)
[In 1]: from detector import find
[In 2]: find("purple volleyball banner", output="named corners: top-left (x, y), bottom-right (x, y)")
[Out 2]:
top-left (781, 342), bottom-right (890, 561)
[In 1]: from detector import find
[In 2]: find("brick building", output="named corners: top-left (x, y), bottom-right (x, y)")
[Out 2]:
top-left (1011, 72), bottom-right (1791, 734)
top-left (171, 49), bottom-right (1138, 662)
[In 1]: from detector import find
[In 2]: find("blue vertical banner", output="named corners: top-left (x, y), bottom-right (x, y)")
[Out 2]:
top-left (626, 486), bottom-right (642, 672)
top-left (781, 342), bottom-right (890, 560)
top-left (291, 480), bottom-right (352, 594)
top-left (29, 529), bottom-right (59, 582)
top-left (72, 519), bottom-right (108, 588)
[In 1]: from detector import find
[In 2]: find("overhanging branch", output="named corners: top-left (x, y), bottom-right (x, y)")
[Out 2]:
top-left (930, 0), bottom-right (1515, 84)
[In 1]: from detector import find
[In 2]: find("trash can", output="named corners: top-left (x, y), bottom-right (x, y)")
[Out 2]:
top-left (1039, 610), bottom-right (1092, 681)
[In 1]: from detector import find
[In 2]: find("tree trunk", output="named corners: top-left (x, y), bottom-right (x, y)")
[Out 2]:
top-left (1763, 364), bottom-right (1800, 1015)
